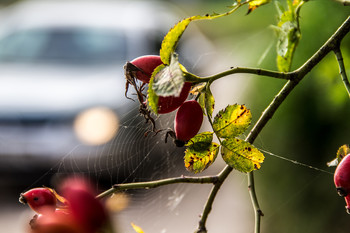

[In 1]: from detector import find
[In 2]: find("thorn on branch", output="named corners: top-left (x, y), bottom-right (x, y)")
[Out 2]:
top-left (258, 209), bottom-right (264, 217)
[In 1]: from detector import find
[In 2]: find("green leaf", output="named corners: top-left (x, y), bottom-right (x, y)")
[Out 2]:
top-left (221, 138), bottom-right (264, 173)
top-left (205, 86), bottom-right (215, 118)
top-left (148, 64), bottom-right (166, 114)
top-left (152, 53), bottom-right (185, 97)
top-left (247, 0), bottom-right (271, 14)
top-left (197, 84), bottom-right (215, 118)
top-left (184, 132), bottom-right (219, 173)
top-left (198, 92), bottom-right (207, 116)
top-left (160, 8), bottom-right (250, 65)
top-left (213, 104), bottom-right (252, 138)
top-left (274, 0), bottom-right (304, 72)
top-left (186, 132), bottom-right (214, 149)
top-left (276, 21), bottom-right (300, 72)
top-left (160, 16), bottom-right (196, 65)
top-left (191, 83), bottom-right (208, 116)
top-left (327, 144), bottom-right (350, 167)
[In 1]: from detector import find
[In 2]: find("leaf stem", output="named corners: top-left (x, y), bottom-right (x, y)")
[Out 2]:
top-left (334, 46), bottom-right (350, 97)
top-left (96, 175), bottom-right (218, 199)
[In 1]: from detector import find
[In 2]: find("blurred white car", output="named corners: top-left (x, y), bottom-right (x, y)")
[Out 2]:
top-left (0, 0), bottom-right (214, 175)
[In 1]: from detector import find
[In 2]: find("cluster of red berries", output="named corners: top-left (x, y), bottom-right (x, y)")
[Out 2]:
top-left (130, 55), bottom-right (203, 145)
top-left (20, 178), bottom-right (110, 233)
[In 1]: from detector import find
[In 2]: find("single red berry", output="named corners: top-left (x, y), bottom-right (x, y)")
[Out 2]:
top-left (60, 177), bottom-right (108, 233)
top-left (130, 55), bottom-right (163, 83)
top-left (334, 153), bottom-right (350, 213)
top-left (30, 209), bottom-right (80, 233)
top-left (334, 153), bottom-right (350, 196)
top-left (158, 82), bottom-right (192, 114)
top-left (174, 100), bottom-right (203, 142)
top-left (20, 188), bottom-right (57, 214)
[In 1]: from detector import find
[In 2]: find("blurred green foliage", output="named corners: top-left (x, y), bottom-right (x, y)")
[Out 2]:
top-left (0, 0), bottom-right (19, 6)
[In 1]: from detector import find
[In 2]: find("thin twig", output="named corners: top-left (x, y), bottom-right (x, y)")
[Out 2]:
top-left (96, 175), bottom-right (218, 199)
top-left (334, 46), bottom-right (350, 97)
top-left (196, 165), bottom-right (233, 233)
top-left (248, 172), bottom-right (264, 233)
top-left (294, 16), bottom-right (350, 79)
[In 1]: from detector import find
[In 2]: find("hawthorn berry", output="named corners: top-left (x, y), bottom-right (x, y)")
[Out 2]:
top-left (334, 153), bottom-right (350, 213)
top-left (130, 55), bottom-right (163, 83)
top-left (157, 82), bottom-right (192, 114)
top-left (174, 100), bottom-right (203, 143)
top-left (20, 188), bottom-right (57, 214)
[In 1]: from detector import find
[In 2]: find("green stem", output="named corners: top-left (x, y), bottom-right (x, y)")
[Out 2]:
top-left (248, 172), bottom-right (264, 233)
top-left (184, 67), bottom-right (292, 84)
top-left (196, 165), bottom-right (233, 233)
top-left (246, 79), bottom-right (299, 142)
top-left (96, 175), bottom-right (218, 199)
top-left (294, 16), bottom-right (350, 79)
top-left (334, 46), bottom-right (350, 97)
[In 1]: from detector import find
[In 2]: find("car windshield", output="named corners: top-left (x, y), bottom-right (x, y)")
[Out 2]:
top-left (0, 27), bottom-right (127, 64)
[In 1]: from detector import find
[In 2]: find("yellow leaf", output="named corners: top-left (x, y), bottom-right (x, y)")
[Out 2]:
top-left (213, 104), bottom-right (252, 138)
top-left (131, 223), bottom-right (145, 233)
top-left (47, 187), bottom-right (68, 205)
top-left (184, 142), bottom-right (220, 173)
top-left (247, 0), bottom-right (271, 14)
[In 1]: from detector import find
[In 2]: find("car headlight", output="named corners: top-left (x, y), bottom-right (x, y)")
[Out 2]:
top-left (74, 107), bottom-right (119, 146)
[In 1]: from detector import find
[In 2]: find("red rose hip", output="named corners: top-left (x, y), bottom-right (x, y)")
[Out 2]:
top-left (130, 55), bottom-right (163, 83)
top-left (334, 153), bottom-right (350, 213)
top-left (174, 100), bottom-right (203, 142)
top-left (19, 188), bottom-right (57, 214)
top-left (158, 82), bottom-right (192, 114)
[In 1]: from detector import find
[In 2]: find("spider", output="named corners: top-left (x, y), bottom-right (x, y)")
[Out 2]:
top-left (124, 61), bottom-right (158, 133)
top-left (124, 61), bottom-right (146, 102)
